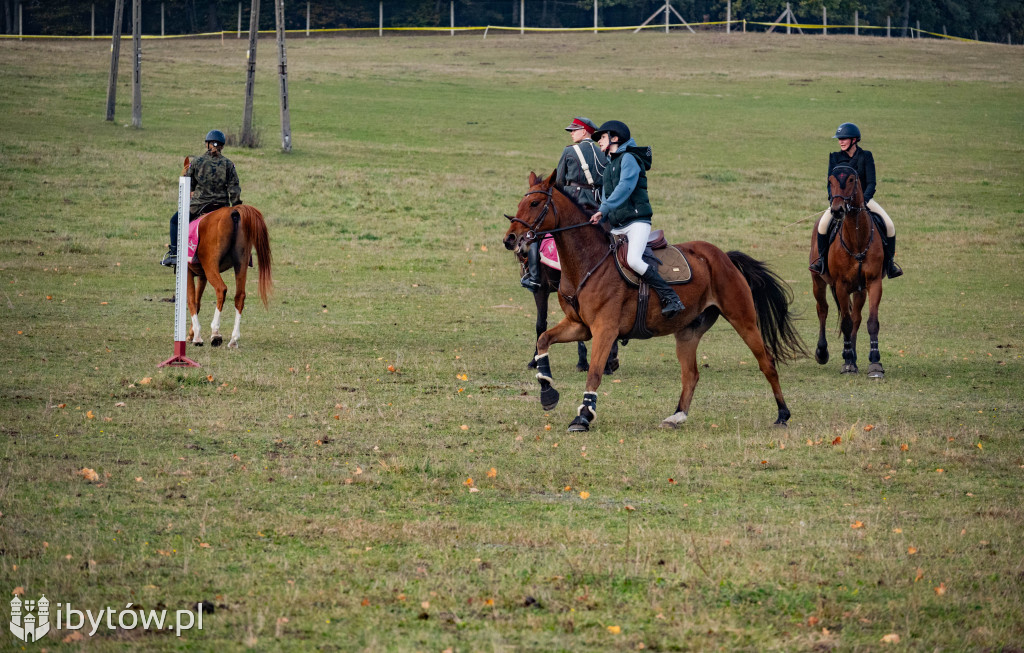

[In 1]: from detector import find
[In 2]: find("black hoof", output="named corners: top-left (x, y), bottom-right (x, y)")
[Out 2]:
top-left (815, 348), bottom-right (829, 365)
top-left (774, 408), bottom-right (790, 427)
top-left (211, 336), bottom-right (223, 347)
top-left (576, 362), bottom-right (589, 373)
top-left (540, 385), bottom-right (560, 411)
top-left (867, 362), bottom-right (884, 379)
top-left (567, 415), bottom-right (590, 432)
top-left (603, 358), bottom-right (620, 375)
top-left (840, 364), bottom-right (858, 374)
top-left (192, 342), bottom-right (204, 347)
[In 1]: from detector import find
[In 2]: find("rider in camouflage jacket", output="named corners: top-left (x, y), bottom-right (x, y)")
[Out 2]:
top-left (161, 130), bottom-right (242, 267)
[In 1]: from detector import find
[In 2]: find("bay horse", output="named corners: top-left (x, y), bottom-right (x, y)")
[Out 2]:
top-left (810, 165), bottom-right (886, 378)
top-left (515, 239), bottom-right (620, 375)
top-left (503, 171), bottom-right (805, 432)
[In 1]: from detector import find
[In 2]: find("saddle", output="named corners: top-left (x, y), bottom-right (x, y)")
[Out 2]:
top-left (613, 230), bottom-right (693, 287)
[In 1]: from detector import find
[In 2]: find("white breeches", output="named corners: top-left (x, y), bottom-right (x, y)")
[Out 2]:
top-left (819, 199), bottom-right (895, 238)
top-left (611, 221), bottom-right (651, 276)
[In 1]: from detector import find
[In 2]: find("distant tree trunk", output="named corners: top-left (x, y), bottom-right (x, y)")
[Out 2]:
top-left (206, 1), bottom-right (219, 31)
top-left (541, 0), bottom-right (548, 25)
top-left (901, 0), bottom-right (910, 36)
top-left (4, 0), bottom-right (10, 34)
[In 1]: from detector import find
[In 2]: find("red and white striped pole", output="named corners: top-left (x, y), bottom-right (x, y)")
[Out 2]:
top-left (159, 175), bottom-right (200, 368)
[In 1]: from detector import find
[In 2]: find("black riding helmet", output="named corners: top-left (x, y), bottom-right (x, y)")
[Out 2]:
top-left (592, 120), bottom-right (630, 144)
top-left (833, 122), bottom-right (861, 140)
top-left (205, 129), bottom-right (226, 145)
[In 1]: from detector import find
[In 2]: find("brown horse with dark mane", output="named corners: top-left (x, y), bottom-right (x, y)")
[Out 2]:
top-left (186, 204), bottom-right (272, 348)
top-left (504, 171), bottom-right (805, 432)
top-left (810, 165), bottom-right (886, 378)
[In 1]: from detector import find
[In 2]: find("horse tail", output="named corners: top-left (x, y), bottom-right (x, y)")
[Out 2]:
top-left (727, 251), bottom-right (807, 363)
top-left (237, 205), bottom-right (273, 307)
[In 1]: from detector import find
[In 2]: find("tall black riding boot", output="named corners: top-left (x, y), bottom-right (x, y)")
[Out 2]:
top-left (640, 266), bottom-right (684, 319)
top-left (809, 231), bottom-right (830, 274)
top-left (884, 235), bottom-right (903, 279)
top-left (520, 241), bottom-right (542, 293)
top-left (161, 211), bottom-right (180, 266)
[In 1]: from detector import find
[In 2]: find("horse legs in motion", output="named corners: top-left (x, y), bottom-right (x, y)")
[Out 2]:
top-left (186, 206), bottom-right (272, 349)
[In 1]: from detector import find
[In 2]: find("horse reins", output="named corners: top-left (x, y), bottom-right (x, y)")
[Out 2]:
top-left (830, 167), bottom-right (876, 277)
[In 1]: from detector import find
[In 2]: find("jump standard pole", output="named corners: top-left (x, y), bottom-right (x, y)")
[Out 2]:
top-left (159, 175), bottom-right (200, 368)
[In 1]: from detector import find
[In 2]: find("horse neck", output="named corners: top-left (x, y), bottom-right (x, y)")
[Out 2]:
top-left (840, 190), bottom-right (872, 248)
top-left (546, 194), bottom-right (609, 286)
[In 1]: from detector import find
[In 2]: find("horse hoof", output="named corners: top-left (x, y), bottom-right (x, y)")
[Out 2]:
top-left (567, 415), bottom-right (590, 432)
top-left (660, 411), bottom-right (687, 428)
top-left (192, 341), bottom-right (204, 347)
top-left (815, 349), bottom-right (829, 365)
top-left (773, 419), bottom-right (789, 427)
top-left (603, 358), bottom-right (620, 375)
top-left (210, 335), bottom-right (223, 347)
top-left (868, 363), bottom-right (884, 379)
top-left (540, 386), bottom-right (560, 411)
top-left (576, 363), bottom-right (589, 373)
top-left (227, 339), bottom-right (239, 349)
top-left (840, 365), bottom-right (858, 374)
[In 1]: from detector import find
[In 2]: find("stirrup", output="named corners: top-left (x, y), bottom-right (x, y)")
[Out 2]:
top-left (887, 261), bottom-right (903, 279)
top-left (520, 274), bottom-right (541, 292)
top-left (161, 251), bottom-right (177, 267)
top-left (808, 257), bottom-right (825, 274)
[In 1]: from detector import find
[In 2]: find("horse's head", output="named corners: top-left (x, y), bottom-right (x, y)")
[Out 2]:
top-left (828, 165), bottom-right (864, 217)
top-left (503, 170), bottom-right (559, 256)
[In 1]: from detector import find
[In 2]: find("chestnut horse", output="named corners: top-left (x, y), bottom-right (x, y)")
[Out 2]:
top-left (810, 165), bottom-right (886, 377)
top-left (186, 204), bottom-right (272, 348)
top-left (515, 240), bottom-right (620, 375)
top-left (503, 171), bottom-right (805, 432)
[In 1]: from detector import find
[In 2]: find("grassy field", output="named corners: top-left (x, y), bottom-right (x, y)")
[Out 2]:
top-left (1, 32), bottom-right (1023, 651)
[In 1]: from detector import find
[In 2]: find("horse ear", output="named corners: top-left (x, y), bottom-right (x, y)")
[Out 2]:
top-left (545, 169), bottom-right (557, 187)
top-left (528, 171), bottom-right (539, 186)
top-left (182, 156), bottom-right (190, 175)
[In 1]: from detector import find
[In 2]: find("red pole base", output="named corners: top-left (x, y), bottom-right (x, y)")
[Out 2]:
top-left (159, 341), bottom-right (201, 368)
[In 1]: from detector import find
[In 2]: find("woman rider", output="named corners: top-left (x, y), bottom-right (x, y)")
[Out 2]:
top-left (809, 122), bottom-right (902, 278)
top-left (161, 129), bottom-right (242, 267)
top-left (589, 120), bottom-right (684, 318)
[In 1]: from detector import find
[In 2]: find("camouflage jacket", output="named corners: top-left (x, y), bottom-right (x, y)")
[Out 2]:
top-left (188, 152), bottom-right (241, 214)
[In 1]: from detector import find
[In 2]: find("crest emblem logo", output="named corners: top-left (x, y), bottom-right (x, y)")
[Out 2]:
top-left (9, 594), bottom-right (51, 643)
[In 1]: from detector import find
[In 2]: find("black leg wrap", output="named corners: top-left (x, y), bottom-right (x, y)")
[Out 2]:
top-left (775, 407), bottom-right (791, 426)
top-left (576, 391), bottom-right (597, 422)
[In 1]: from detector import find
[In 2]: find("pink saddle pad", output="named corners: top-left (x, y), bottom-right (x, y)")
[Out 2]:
top-left (186, 215), bottom-right (205, 263)
top-left (538, 235), bottom-right (560, 271)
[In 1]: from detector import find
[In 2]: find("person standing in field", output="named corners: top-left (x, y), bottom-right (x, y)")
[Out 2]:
top-left (161, 129), bottom-right (242, 267)
top-left (520, 117), bottom-right (608, 292)
top-left (809, 122), bottom-right (902, 278)
top-left (589, 120), bottom-right (684, 318)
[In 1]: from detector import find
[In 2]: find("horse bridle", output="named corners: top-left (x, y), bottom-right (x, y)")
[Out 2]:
top-left (505, 187), bottom-right (595, 248)
top-left (829, 167), bottom-right (875, 266)
top-left (829, 165), bottom-right (867, 216)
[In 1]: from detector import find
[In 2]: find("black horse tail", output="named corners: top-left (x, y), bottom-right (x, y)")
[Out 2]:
top-left (727, 251), bottom-right (808, 363)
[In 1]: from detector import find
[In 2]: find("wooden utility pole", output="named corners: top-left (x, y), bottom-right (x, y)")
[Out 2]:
top-left (275, 0), bottom-right (291, 152)
top-left (131, 0), bottom-right (141, 128)
top-left (105, 0), bottom-right (125, 121)
top-left (240, 0), bottom-right (260, 147)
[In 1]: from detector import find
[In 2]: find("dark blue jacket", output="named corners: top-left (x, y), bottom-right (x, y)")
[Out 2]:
top-left (828, 147), bottom-right (876, 204)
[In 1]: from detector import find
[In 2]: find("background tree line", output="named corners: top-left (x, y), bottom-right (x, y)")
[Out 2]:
top-left (3, 0), bottom-right (1021, 43)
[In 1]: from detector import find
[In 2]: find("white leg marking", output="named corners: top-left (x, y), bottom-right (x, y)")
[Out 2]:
top-left (210, 307), bottom-right (222, 336)
top-left (227, 309), bottom-right (242, 348)
top-left (660, 411), bottom-right (688, 428)
top-left (191, 314), bottom-right (203, 344)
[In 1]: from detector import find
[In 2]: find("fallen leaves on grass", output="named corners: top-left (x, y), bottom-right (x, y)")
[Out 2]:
top-left (139, 377), bottom-right (151, 385)
top-left (934, 582), bottom-right (947, 595)
top-left (881, 633), bottom-right (900, 644)
top-left (607, 625), bottom-right (622, 634)
top-left (864, 424), bottom-right (875, 432)
top-left (900, 443), bottom-right (909, 451)
top-left (464, 477), bottom-right (474, 487)
top-left (86, 410), bottom-right (95, 419)
top-left (907, 547), bottom-right (918, 555)
top-left (456, 373), bottom-right (468, 381)
top-left (832, 436), bottom-right (841, 445)
top-left (78, 468), bottom-right (100, 482)
top-left (579, 491), bottom-right (590, 500)
top-left (11, 587), bottom-right (24, 596)
top-left (487, 467), bottom-right (497, 478)
top-left (850, 521), bottom-right (864, 529)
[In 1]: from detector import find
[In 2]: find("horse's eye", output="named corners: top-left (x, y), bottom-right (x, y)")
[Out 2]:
top-left (530, 200), bottom-right (540, 207)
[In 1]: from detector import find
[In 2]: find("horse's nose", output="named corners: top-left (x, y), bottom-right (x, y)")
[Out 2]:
top-left (503, 233), bottom-right (517, 251)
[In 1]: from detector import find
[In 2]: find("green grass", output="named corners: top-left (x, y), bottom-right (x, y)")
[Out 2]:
top-left (1, 32), bottom-right (1023, 651)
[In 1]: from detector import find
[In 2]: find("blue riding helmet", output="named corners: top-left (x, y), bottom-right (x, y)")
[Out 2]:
top-left (833, 122), bottom-right (861, 140)
top-left (205, 129), bottom-right (226, 145)
top-left (592, 120), bottom-right (631, 144)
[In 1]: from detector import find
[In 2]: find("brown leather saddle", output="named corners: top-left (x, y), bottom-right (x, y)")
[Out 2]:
top-left (613, 230), bottom-right (693, 288)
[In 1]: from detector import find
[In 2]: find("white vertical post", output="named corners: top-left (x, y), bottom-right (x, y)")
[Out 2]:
top-left (379, 1), bottom-right (383, 37)
top-left (822, 6), bottom-right (826, 35)
top-left (92, 3), bottom-right (95, 37)
top-left (854, 10), bottom-right (859, 36)
top-left (276, 0), bottom-right (291, 152)
top-left (238, 2), bottom-right (242, 37)
top-left (161, 3), bottom-right (165, 36)
top-left (520, 0), bottom-right (524, 35)
top-left (594, 0), bottom-right (597, 34)
top-left (942, 25), bottom-right (947, 36)
top-left (887, 16), bottom-right (891, 37)
top-left (785, 3), bottom-right (791, 34)
top-left (18, 2), bottom-right (22, 39)
top-left (726, 0), bottom-right (730, 33)
top-left (175, 176), bottom-right (190, 341)
top-left (450, 1), bottom-right (454, 36)
top-left (306, 1), bottom-right (310, 36)
top-left (665, 0), bottom-right (669, 33)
